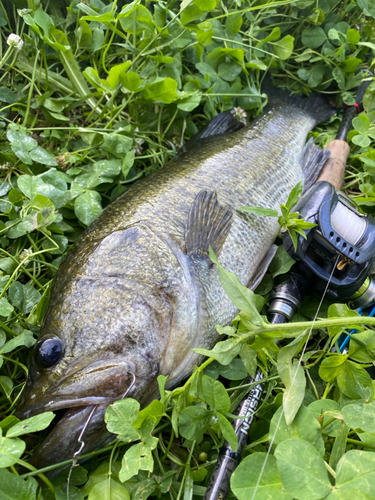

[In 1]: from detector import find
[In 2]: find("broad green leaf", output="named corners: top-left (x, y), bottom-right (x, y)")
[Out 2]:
top-left (337, 360), bottom-right (372, 399)
top-left (225, 13), bottom-right (243, 35)
top-left (196, 62), bottom-right (217, 80)
top-left (217, 412), bottom-right (238, 451)
top-left (83, 67), bottom-right (112, 93)
top-left (327, 303), bottom-right (359, 336)
top-left (257, 27), bottom-right (281, 45)
top-left (0, 433), bottom-right (25, 467)
top-left (93, 159), bottom-right (122, 178)
top-left (209, 248), bottom-right (264, 326)
top-left (88, 477), bottom-right (130, 500)
top-left (18, 175), bottom-right (60, 204)
top-left (177, 94), bottom-right (201, 111)
top-left (282, 358), bottom-right (305, 426)
top-left (302, 26), bottom-right (327, 48)
top-left (349, 330), bottom-right (375, 363)
top-left (81, 12), bottom-right (116, 23)
top-left (133, 400), bottom-right (164, 428)
top-left (0, 88), bottom-right (17, 104)
top-left (103, 134), bottom-right (133, 158)
top-left (341, 400), bottom-right (375, 433)
top-left (194, 338), bottom-right (241, 365)
top-left (119, 5), bottom-right (155, 35)
top-left (363, 81), bottom-right (375, 113)
top-left (206, 47), bottom-right (244, 70)
top-left (275, 439), bottom-right (332, 500)
top-left (29, 146), bottom-right (57, 166)
top-left (0, 376), bottom-right (12, 397)
top-left (6, 412), bottom-right (55, 438)
top-left (268, 245), bottom-right (295, 278)
top-left (352, 133), bottom-right (371, 148)
top-left (0, 331), bottom-right (36, 354)
top-left (107, 62), bottom-right (131, 89)
top-left (194, 0), bottom-right (216, 12)
top-left (239, 344), bottom-right (257, 377)
top-left (119, 442), bottom-right (154, 482)
top-left (42, 234), bottom-right (68, 255)
top-left (105, 399), bottom-right (140, 442)
top-left (218, 61), bottom-right (242, 82)
top-left (269, 405), bottom-right (325, 455)
top-left (54, 465), bottom-right (88, 487)
top-left (201, 375), bottom-right (230, 413)
top-left (74, 190), bottom-right (102, 226)
top-left (330, 422), bottom-right (349, 471)
top-left (181, 4), bottom-right (203, 24)
top-left (239, 206), bottom-right (278, 217)
top-left (83, 461), bottom-right (121, 495)
top-left (120, 72), bottom-right (142, 92)
top-left (277, 339), bottom-right (306, 425)
top-left (122, 151), bottom-right (135, 179)
top-left (0, 469), bottom-right (38, 500)
top-left (0, 297), bottom-right (13, 318)
top-left (231, 453), bottom-right (293, 500)
top-left (326, 490), bottom-right (374, 500)
top-left (308, 399), bottom-right (341, 437)
top-left (319, 355), bottom-right (347, 381)
top-left (143, 78), bottom-right (178, 104)
top-left (77, 19), bottom-right (93, 49)
top-left (308, 63), bottom-right (325, 87)
top-left (274, 35), bottom-right (294, 60)
top-left (55, 484), bottom-right (85, 500)
top-left (6, 127), bottom-right (37, 150)
top-left (179, 406), bottom-right (212, 441)
top-left (285, 181), bottom-right (303, 211)
top-left (8, 282), bottom-right (41, 314)
top-left (353, 114), bottom-right (370, 134)
top-left (335, 450), bottom-right (375, 494)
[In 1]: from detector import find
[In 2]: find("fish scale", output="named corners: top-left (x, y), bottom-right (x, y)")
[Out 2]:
top-left (17, 91), bottom-right (335, 471)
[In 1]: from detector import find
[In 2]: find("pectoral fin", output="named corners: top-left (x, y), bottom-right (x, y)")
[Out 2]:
top-left (185, 190), bottom-right (232, 257)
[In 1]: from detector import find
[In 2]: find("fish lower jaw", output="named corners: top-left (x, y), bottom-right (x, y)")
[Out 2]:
top-left (17, 395), bottom-right (117, 419)
top-left (29, 404), bottom-right (110, 475)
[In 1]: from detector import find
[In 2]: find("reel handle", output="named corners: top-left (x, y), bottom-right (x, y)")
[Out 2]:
top-left (316, 70), bottom-right (372, 190)
top-left (315, 139), bottom-right (350, 190)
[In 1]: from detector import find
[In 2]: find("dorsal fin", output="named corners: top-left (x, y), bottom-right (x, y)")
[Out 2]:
top-left (183, 109), bottom-right (246, 152)
top-left (300, 138), bottom-right (331, 192)
top-left (185, 190), bottom-right (232, 256)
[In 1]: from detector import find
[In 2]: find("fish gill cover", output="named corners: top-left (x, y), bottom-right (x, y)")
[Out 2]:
top-left (1, 0), bottom-right (375, 499)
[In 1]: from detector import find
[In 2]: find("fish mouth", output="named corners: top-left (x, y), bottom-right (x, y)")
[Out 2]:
top-left (28, 403), bottom-right (112, 475)
top-left (16, 360), bottom-right (137, 475)
top-left (16, 358), bottom-right (136, 419)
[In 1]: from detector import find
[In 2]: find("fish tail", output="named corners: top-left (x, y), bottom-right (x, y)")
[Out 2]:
top-left (263, 78), bottom-right (336, 125)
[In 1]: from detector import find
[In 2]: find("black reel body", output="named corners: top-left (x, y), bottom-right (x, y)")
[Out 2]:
top-left (282, 181), bottom-right (375, 302)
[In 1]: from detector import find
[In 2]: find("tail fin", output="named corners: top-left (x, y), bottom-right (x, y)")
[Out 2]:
top-left (262, 78), bottom-right (336, 126)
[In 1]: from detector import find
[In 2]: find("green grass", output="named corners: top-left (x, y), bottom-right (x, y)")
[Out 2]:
top-left (1, 0), bottom-right (375, 499)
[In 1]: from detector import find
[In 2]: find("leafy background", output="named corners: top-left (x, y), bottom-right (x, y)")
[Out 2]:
top-left (1, 0), bottom-right (375, 499)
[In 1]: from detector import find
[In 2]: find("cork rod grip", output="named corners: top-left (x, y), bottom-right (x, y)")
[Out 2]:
top-left (316, 139), bottom-right (351, 190)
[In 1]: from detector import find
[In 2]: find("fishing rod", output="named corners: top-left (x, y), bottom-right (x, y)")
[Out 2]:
top-left (203, 72), bottom-right (375, 500)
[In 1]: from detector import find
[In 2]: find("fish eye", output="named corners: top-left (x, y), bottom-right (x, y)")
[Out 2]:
top-left (35, 336), bottom-right (63, 369)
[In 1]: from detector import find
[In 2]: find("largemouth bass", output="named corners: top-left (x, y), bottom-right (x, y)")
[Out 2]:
top-left (17, 89), bottom-right (335, 468)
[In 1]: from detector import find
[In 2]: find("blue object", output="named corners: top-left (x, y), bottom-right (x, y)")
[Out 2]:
top-left (338, 304), bottom-right (375, 353)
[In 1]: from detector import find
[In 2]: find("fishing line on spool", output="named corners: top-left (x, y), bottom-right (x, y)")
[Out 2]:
top-left (66, 370), bottom-right (136, 500)
top-left (251, 254), bottom-right (340, 500)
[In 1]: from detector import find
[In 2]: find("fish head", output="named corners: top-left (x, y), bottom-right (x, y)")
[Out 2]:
top-left (16, 275), bottom-right (174, 468)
